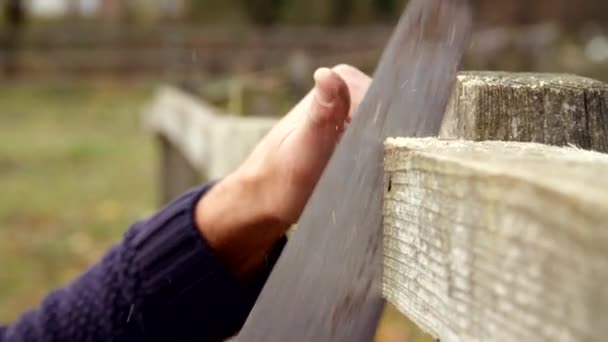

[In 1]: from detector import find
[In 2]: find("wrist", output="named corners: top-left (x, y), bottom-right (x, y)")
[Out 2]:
top-left (195, 171), bottom-right (289, 279)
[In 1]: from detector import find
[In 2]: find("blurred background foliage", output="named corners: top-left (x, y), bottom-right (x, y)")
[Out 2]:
top-left (0, 0), bottom-right (607, 341)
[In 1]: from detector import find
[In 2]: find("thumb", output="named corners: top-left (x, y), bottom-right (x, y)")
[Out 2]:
top-left (307, 68), bottom-right (351, 131)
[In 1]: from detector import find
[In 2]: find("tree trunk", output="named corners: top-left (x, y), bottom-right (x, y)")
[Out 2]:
top-left (240, 0), bottom-right (284, 26)
top-left (3, 0), bottom-right (25, 78)
top-left (329, 0), bottom-right (354, 26)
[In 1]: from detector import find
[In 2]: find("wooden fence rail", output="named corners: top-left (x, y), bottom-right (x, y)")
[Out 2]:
top-left (383, 138), bottom-right (608, 342)
top-left (142, 71), bottom-right (608, 341)
top-left (143, 86), bottom-right (275, 203)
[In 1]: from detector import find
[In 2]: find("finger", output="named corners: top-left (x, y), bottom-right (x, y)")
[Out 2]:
top-left (331, 64), bottom-right (372, 118)
top-left (308, 67), bottom-right (350, 131)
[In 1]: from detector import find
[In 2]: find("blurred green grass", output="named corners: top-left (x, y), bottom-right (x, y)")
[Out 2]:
top-left (0, 80), bottom-right (155, 321)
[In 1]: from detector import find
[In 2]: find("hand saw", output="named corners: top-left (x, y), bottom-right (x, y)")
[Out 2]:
top-left (238, 1), bottom-right (472, 340)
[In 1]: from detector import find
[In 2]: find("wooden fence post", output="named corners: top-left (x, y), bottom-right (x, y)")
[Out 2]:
top-left (157, 135), bottom-right (202, 205)
top-left (440, 72), bottom-right (608, 152)
top-left (385, 72), bottom-right (608, 341)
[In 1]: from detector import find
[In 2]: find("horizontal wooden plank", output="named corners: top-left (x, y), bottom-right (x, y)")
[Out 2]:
top-left (142, 86), bottom-right (277, 179)
top-left (383, 138), bottom-right (608, 342)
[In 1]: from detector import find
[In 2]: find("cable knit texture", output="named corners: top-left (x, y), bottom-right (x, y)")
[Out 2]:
top-left (0, 184), bottom-right (285, 342)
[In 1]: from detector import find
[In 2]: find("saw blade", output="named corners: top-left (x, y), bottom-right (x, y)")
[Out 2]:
top-left (238, 0), bottom-right (472, 340)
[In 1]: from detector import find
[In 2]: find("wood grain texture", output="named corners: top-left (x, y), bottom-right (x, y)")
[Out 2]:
top-left (383, 137), bottom-right (608, 342)
top-left (440, 72), bottom-right (608, 152)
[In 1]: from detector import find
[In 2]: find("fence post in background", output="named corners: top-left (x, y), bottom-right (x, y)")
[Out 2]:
top-left (143, 87), bottom-right (214, 205)
top-left (227, 79), bottom-right (245, 116)
top-left (157, 135), bottom-right (201, 205)
top-left (286, 50), bottom-right (314, 100)
top-left (154, 80), bottom-right (208, 205)
top-left (2, 0), bottom-right (25, 78)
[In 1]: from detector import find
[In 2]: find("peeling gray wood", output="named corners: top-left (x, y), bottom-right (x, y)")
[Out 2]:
top-left (383, 137), bottom-right (608, 342)
top-left (440, 72), bottom-right (608, 152)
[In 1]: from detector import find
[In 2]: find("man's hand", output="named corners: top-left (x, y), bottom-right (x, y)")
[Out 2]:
top-left (195, 65), bottom-right (372, 278)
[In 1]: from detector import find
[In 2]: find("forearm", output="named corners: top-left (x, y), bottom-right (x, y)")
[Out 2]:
top-left (196, 172), bottom-right (290, 279)
top-left (0, 184), bottom-right (285, 342)
top-left (1, 239), bottom-right (142, 341)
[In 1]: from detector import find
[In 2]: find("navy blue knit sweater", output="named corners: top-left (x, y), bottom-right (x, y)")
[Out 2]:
top-left (0, 184), bottom-right (285, 341)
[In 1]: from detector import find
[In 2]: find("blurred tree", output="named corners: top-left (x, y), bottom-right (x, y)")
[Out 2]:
top-left (373, 0), bottom-right (397, 19)
top-left (185, 0), bottom-right (409, 26)
top-left (331, 0), bottom-right (406, 26)
top-left (279, 0), bottom-right (327, 25)
top-left (66, 0), bottom-right (80, 18)
top-left (2, 0), bottom-right (25, 78)
top-left (329, 0), bottom-right (354, 26)
top-left (239, 0), bottom-right (284, 26)
top-left (471, 0), bottom-right (608, 29)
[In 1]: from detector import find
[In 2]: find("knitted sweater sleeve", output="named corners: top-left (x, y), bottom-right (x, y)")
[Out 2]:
top-left (0, 184), bottom-right (285, 342)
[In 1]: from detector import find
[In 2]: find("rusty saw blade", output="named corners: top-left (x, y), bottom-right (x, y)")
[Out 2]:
top-left (238, 0), bottom-right (472, 340)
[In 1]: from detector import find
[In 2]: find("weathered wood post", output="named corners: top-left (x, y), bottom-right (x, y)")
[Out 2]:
top-left (2, 0), bottom-right (25, 78)
top-left (440, 72), bottom-right (608, 151)
top-left (158, 136), bottom-right (201, 205)
top-left (143, 87), bottom-right (213, 204)
top-left (382, 72), bottom-right (608, 342)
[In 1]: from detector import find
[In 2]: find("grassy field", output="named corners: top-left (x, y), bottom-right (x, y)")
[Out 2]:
top-left (0, 80), bottom-right (156, 321)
